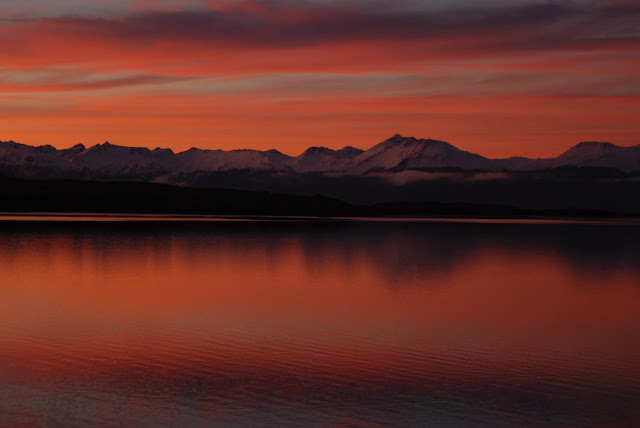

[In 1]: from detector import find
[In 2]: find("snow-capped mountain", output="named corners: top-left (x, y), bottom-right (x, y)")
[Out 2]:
top-left (550, 141), bottom-right (640, 171)
top-left (346, 134), bottom-right (495, 173)
top-left (493, 141), bottom-right (640, 171)
top-left (171, 147), bottom-right (293, 174)
top-left (1, 135), bottom-right (639, 184)
top-left (289, 146), bottom-right (364, 173)
top-left (0, 140), bottom-right (296, 180)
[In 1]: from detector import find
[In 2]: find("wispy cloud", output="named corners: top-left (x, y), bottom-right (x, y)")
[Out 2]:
top-left (0, 68), bottom-right (191, 92)
top-left (0, 0), bottom-right (638, 156)
top-left (7, 1), bottom-right (638, 51)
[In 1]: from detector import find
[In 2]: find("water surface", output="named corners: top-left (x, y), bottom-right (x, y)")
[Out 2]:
top-left (1, 219), bottom-right (639, 427)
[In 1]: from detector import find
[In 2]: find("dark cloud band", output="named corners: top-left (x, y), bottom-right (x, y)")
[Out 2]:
top-left (13, 0), bottom-right (640, 53)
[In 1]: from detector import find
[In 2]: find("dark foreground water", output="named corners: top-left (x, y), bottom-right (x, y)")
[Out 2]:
top-left (1, 218), bottom-right (639, 427)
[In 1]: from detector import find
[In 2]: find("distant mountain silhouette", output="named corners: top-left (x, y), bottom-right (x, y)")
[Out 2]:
top-left (1, 135), bottom-right (639, 213)
top-left (2, 135), bottom-right (639, 182)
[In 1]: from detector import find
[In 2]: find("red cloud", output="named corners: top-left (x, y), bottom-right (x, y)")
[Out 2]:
top-left (0, 0), bottom-right (638, 157)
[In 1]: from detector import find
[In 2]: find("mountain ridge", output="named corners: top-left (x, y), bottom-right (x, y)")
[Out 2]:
top-left (2, 134), bottom-right (639, 177)
top-left (2, 135), bottom-right (640, 213)
top-left (2, 135), bottom-right (640, 191)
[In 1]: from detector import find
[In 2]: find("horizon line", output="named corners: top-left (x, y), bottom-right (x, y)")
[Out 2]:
top-left (2, 134), bottom-right (636, 160)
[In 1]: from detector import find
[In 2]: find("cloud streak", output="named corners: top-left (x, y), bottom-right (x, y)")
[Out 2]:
top-left (0, 69), bottom-right (190, 92)
top-left (9, 1), bottom-right (639, 52)
top-left (0, 0), bottom-right (638, 157)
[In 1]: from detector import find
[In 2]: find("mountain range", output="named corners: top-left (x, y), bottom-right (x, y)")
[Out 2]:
top-left (2, 134), bottom-right (639, 213)
top-left (2, 134), bottom-right (639, 180)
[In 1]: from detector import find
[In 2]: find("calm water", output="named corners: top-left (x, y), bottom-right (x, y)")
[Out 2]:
top-left (1, 218), bottom-right (640, 427)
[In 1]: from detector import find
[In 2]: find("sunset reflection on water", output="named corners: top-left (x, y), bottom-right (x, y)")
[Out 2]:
top-left (1, 220), bottom-right (639, 426)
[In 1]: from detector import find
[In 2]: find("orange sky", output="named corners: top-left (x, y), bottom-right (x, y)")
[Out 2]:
top-left (1, 0), bottom-right (638, 157)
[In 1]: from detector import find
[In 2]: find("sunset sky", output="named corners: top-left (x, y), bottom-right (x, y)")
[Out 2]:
top-left (1, 0), bottom-right (638, 157)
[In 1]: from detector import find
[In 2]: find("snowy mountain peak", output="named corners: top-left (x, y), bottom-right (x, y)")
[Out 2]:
top-left (1, 140), bottom-right (25, 149)
top-left (152, 147), bottom-right (174, 155)
top-left (348, 135), bottom-right (490, 173)
top-left (85, 142), bottom-right (112, 152)
top-left (337, 146), bottom-right (364, 158)
top-left (68, 143), bottom-right (86, 151)
top-left (568, 141), bottom-right (620, 153)
top-left (1, 137), bottom-right (639, 184)
top-left (303, 146), bottom-right (336, 155)
top-left (556, 141), bottom-right (622, 163)
top-left (35, 144), bottom-right (57, 153)
top-left (384, 134), bottom-right (416, 144)
top-left (549, 141), bottom-right (640, 170)
top-left (264, 149), bottom-right (286, 157)
top-left (289, 145), bottom-right (360, 172)
top-left (378, 134), bottom-right (454, 149)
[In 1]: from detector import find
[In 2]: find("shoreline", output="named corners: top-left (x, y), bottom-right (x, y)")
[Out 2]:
top-left (1, 212), bottom-right (639, 225)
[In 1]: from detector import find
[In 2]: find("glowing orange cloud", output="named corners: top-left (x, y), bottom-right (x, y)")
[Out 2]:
top-left (0, 0), bottom-right (638, 157)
